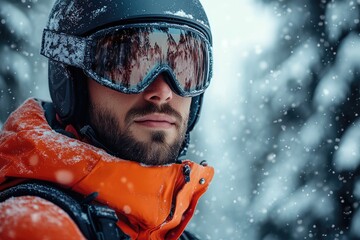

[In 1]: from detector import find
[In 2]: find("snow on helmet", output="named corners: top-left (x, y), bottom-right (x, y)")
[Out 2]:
top-left (42, 0), bottom-right (213, 157)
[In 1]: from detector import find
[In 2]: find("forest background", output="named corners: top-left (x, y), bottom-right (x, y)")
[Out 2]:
top-left (1, 0), bottom-right (360, 239)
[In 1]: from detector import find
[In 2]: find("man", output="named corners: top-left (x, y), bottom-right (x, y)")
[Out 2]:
top-left (0, 0), bottom-right (214, 239)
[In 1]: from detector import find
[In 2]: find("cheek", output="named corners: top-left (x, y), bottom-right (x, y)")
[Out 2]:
top-left (88, 81), bottom-right (128, 125)
top-left (87, 80), bottom-right (111, 107)
top-left (88, 79), bottom-right (133, 112)
top-left (177, 97), bottom-right (192, 119)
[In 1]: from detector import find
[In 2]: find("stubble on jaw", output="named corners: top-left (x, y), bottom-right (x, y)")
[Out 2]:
top-left (88, 102), bottom-right (188, 165)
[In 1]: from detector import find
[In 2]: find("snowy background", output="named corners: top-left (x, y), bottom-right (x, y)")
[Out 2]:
top-left (1, 0), bottom-right (360, 239)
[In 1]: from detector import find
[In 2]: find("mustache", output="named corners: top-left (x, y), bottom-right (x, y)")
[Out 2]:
top-left (125, 103), bottom-right (183, 125)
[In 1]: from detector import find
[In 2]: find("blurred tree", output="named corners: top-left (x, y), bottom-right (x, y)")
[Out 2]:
top-left (242, 0), bottom-right (360, 239)
top-left (2, 1), bottom-right (360, 239)
top-left (0, 0), bottom-right (52, 127)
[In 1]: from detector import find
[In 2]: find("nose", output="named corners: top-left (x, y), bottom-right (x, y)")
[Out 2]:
top-left (143, 74), bottom-right (173, 105)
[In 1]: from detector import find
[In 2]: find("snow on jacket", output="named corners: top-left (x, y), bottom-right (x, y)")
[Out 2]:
top-left (0, 98), bottom-right (214, 240)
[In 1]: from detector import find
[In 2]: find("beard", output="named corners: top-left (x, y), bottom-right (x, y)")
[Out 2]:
top-left (88, 102), bottom-right (188, 165)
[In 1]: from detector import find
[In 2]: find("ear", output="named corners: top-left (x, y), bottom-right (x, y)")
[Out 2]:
top-left (187, 94), bottom-right (204, 132)
top-left (48, 61), bottom-right (75, 123)
top-left (48, 61), bottom-right (88, 126)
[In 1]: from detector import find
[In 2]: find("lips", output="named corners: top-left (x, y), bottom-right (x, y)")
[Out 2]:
top-left (133, 114), bottom-right (177, 128)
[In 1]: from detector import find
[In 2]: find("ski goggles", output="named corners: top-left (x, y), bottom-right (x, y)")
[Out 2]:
top-left (41, 23), bottom-right (212, 97)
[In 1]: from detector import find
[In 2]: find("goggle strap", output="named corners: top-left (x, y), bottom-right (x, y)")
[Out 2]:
top-left (41, 29), bottom-right (87, 69)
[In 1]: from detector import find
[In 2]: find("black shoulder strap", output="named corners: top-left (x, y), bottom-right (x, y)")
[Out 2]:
top-left (0, 181), bottom-right (130, 240)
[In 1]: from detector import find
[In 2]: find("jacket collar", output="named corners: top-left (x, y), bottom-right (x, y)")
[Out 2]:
top-left (0, 98), bottom-right (214, 239)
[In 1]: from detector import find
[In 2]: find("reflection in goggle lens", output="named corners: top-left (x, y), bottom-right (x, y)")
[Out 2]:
top-left (91, 25), bottom-right (210, 96)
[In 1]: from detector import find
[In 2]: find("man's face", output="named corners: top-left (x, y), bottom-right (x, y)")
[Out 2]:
top-left (87, 74), bottom-right (192, 165)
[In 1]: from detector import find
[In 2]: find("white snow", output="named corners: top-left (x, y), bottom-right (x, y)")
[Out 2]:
top-left (0, 196), bottom-right (69, 231)
top-left (326, 0), bottom-right (360, 41)
top-left (55, 169), bottom-right (75, 185)
top-left (334, 119), bottom-right (360, 171)
top-left (91, 6), bottom-right (107, 19)
top-left (165, 10), bottom-right (194, 20)
top-left (123, 205), bottom-right (132, 214)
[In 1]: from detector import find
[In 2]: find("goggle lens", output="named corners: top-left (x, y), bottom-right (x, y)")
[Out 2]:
top-left (89, 25), bottom-right (211, 96)
top-left (41, 23), bottom-right (212, 97)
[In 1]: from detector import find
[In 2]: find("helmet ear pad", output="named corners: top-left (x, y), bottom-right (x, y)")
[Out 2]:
top-left (48, 61), bottom-right (88, 127)
top-left (187, 94), bottom-right (203, 133)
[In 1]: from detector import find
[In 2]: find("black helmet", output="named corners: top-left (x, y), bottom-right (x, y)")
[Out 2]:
top-left (41, 0), bottom-right (213, 157)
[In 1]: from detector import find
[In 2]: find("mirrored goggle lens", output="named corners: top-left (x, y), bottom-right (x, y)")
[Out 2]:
top-left (89, 24), bottom-right (211, 96)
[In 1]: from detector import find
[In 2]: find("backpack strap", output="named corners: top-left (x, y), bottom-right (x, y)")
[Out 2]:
top-left (87, 204), bottom-right (128, 240)
top-left (0, 180), bottom-right (130, 240)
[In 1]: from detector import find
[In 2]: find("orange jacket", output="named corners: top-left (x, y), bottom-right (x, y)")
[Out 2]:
top-left (0, 98), bottom-right (214, 240)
